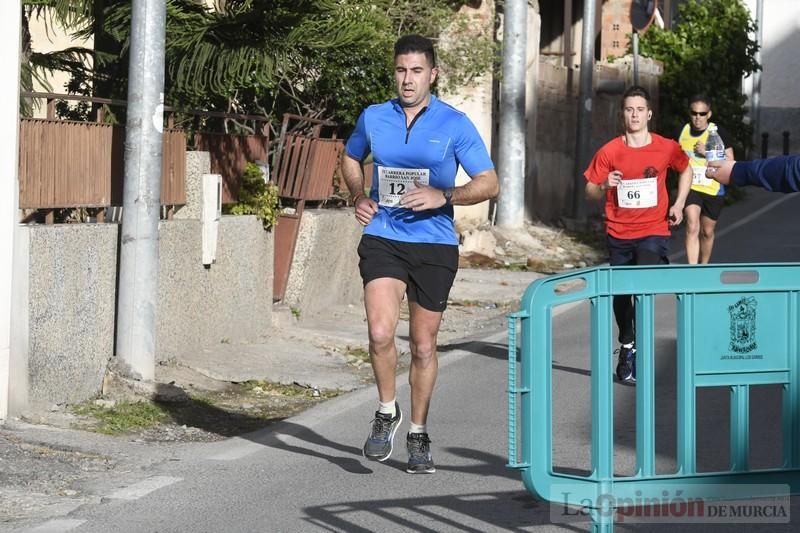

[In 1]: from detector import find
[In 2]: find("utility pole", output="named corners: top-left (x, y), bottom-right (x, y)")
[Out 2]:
top-left (495, 0), bottom-right (527, 228)
top-left (572, 0), bottom-right (598, 223)
top-left (0, 1), bottom-right (22, 421)
top-left (750, 0), bottom-right (764, 156)
top-left (116, 0), bottom-right (167, 381)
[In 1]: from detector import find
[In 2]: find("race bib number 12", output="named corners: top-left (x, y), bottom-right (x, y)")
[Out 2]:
top-left (378, 167), bottom-right (430, 207)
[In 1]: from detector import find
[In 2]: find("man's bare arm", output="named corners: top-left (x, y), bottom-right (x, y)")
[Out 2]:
top-left (668, 164), bottom-right (694, 226)
top-left (341, 154), bottom-right (366, 199)
top-left (450, 169), bottom-right (499, 205)
top-left (585, 170), bottom-right (620, 201)
top-left (585, 182), bottom-right (607, 201)
top-left (341, 154), bottom-right (379, 225)
top-left (400, 169), bottom-right (499, 211)
top-left (674, 164), bottom-right (693, 207)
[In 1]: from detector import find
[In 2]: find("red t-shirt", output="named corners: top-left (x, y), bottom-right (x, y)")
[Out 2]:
top-left (584, 134), bottom-right (689, 239)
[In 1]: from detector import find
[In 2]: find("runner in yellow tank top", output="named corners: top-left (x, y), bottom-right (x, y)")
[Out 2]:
top-left (677, 95), bottom-right (734, 264)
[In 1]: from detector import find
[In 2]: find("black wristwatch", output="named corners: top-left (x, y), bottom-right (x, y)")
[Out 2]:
top-left (443, 188), bottom-right (454, 205)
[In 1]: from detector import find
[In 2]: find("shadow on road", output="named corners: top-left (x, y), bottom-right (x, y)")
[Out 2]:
top-left (152, 383), bottom-right (372, 474)
top-left (301, 490), bottom-right (571, 533)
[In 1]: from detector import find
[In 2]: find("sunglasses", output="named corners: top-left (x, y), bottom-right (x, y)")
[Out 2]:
top-left (690, 111), bottom-right (709, 117)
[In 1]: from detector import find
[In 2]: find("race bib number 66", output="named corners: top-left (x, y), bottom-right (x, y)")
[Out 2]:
top-left (616, 177), bottom-right (658, 209)
top-left (378, 167), bottom-right (430, 207)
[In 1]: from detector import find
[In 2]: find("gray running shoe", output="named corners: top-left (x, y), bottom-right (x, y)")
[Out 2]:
top-left (362, 403), bottom-right (402, 461)
top-left (406, 432), bottom-right (435, 474)
top-left (615, 343), bottom-right (636, 384)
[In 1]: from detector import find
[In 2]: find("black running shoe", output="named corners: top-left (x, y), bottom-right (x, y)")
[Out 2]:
top-left (362, 403), bottom-right (402, 461)
top-left (615, 343), bottom-right (636, 383)
top-left (406, 432), bottom-right (435, 474)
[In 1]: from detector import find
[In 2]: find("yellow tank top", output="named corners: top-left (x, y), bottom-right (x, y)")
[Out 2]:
top-left (678, 123), bottom-right (724, 196)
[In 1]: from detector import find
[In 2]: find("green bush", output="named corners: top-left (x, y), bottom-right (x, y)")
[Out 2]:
top-left (638, 0), bottom-right (759, 157)
top-left (226, 163), bottom-right (280, 230)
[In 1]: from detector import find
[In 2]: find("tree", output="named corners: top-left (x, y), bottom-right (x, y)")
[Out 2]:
top-left (20, 1), bottom-right (95, 115)
top-left (23, 0), bottom-right (495, 132)
top-left (638, 0), bottom-right (759, 156)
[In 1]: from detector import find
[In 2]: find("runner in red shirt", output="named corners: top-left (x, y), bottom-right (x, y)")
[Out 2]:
top-left (584, 85), bottom-right (692, 383)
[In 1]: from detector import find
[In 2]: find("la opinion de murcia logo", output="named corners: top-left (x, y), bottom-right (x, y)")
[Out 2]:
top-left (728, 296), bottom-right (757, 353)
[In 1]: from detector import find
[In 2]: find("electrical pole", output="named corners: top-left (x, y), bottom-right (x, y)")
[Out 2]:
top-left (116, 0), bottom-right (167, 381)
top-left (495, 0), bottom-right (527, 228)
top-left (572, 0), bottom-right (598, 223)
top-left (751, 0), bottom-right (764, 155)
top-left (0, 0), bottom-right (22, 421)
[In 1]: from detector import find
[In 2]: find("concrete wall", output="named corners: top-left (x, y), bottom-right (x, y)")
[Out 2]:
top-left (23, 224), bottom-right (118, 407)
top-left (157, 216), bottom-right (273, 363)
top-left (282, 209), bottom-right (363, 317)
top-left (17, 216), bottom-right (273, 409)
top-left (743, 0), bottom-right (800, 155)
top-left (12, 151), bottom-right (274, 410)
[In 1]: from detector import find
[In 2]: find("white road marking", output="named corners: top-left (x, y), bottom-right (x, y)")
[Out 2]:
top-left (208, 438), bottom-right (267, 461)
top-left (107, 475), bottom-right (182, 500)
top-left (25, 519), bottom-right (86, 532)
top-left (670, 192), bottom-right (798, 261)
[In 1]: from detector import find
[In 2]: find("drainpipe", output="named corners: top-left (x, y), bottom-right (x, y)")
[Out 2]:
top-left (751, 0), bottom-right (763, 155)
top-left (495, 0), bottom-right (527, 228)
top-left (0, 1), bottom-right (22, 421)
top-left (116, 0), bottom-right (167, 381)
top-left (572, 0), bottom-right (598, 223)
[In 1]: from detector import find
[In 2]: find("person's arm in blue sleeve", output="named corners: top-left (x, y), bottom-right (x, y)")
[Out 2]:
top-left (706, 155), bottom-right (800, 193)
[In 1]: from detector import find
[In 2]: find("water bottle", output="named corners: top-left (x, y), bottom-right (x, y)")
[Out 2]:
top-left (705, 124), bottom-right (725, 161)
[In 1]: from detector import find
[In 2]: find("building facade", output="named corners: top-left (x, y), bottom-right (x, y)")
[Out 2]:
top-left (743, 0), bottom-right (800, 156)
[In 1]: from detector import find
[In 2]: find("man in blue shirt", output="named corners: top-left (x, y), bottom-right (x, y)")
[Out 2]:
top-left (341, 34), bottom-right (498, 474)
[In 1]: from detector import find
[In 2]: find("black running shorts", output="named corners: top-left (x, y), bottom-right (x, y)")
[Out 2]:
top-left (685, 189), bottom-right (725, 221)
top-left (357, 235), bottom-right (459, 312)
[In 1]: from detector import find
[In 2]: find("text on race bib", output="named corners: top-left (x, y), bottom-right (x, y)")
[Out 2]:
top-left (616, 177), bottom-right (658, 209)
top-left (692, 164), bottom-right (713, 187)
top-left (378, 166), bottom-right (430, 207)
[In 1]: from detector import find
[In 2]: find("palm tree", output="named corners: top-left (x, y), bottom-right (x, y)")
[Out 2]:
top-left (21, 0), bottom-right (493, 128)
top-left (20, 0), bottom-right (95, 115)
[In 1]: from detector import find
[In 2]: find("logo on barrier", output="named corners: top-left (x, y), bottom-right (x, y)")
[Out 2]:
top-left (728, 296), bottom-right (757, 354)
top-left (552, 484), bottom-right (790, 525)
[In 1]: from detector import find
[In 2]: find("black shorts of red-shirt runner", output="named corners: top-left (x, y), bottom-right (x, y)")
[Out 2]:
top-left (607, 234), bottom-right (669, 345)
top-left (357, 235), bottom-right (458, 312)
top-left (606, 234), bottom-right (670, 267)
top-left (685, 189), bottom-right (725, 221)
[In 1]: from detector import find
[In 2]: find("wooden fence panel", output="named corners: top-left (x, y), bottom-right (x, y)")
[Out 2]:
top-left (274, 135), bottom-right (344, 201)
top-left (161, 129), bottom-right (187, 205)
top-left (193, 132), bottom-right (269, 204)
top-left (303, 138), bottom-right (344, 201)
top-left (19, 119), bottom-right (114, 208)
top-left (19, 119), bottom-right (186, 210)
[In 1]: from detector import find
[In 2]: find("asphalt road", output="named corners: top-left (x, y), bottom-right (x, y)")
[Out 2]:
top-left (15, 188), bottom-right (800, 533)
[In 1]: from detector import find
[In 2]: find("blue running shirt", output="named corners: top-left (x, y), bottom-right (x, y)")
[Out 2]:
top-left (345, 95), bottom-right (494, 245)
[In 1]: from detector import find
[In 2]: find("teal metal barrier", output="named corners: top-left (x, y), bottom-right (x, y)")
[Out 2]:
top-left (507, 263), bottom-right (800, 532)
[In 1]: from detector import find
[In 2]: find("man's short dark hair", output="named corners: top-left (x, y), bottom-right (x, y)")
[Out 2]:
top-left (688, 94), bottom-right (712, 109)
top-left (621, 85), bottom-right (651, 109)
top-left (394, 34), bottom-right (436, 67)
